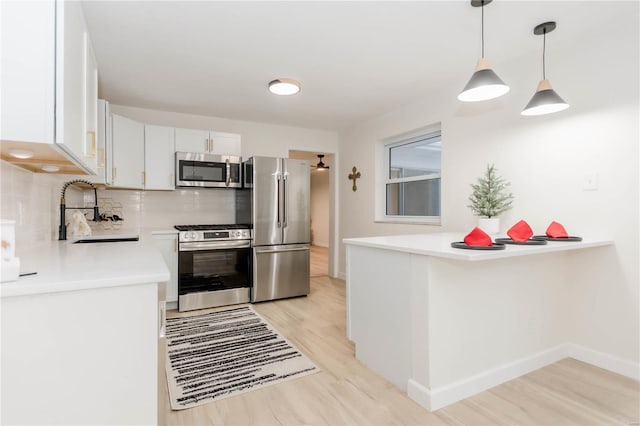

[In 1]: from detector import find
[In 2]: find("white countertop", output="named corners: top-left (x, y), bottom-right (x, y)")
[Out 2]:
top-left (1, 237), bottom-right (170, 298)
top-left (343, 232), bottom-right (613, 261)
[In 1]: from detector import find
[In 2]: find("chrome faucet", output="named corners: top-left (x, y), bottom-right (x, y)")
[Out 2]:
top-left (59, 179), bottom-right (100, 240)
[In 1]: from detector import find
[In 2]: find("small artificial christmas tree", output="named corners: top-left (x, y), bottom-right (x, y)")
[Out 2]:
top-left (468, 164), bottom-right (514, 218)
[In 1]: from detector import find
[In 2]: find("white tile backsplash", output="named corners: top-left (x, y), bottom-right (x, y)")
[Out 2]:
top-left (1, 160), bottom-right (237, 252)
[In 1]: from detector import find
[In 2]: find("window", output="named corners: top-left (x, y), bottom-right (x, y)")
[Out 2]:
top-left (382, 129), bottom-right (441, 223)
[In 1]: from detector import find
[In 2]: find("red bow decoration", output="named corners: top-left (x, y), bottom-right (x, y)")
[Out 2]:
top-left (546, 221), bottom-right (569, 238)
top-left (464, 227), bottom-right (492, 247)
top-left (507, 220), bottom-right (534, 242)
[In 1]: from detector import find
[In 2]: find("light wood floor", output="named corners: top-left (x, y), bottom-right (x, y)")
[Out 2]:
top-left (310, 244), bottom-right (328, 277)
top-left (165, 277), bottom-right (640, 425)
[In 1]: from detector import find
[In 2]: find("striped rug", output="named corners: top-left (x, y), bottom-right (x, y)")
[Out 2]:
top-left (165, 305), bottom-right (319, 410)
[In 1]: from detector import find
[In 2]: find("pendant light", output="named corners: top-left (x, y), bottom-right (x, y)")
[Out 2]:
top-left (522, 21), bottom-right (569, 116)
top-left (458, 0), bottom-right (509, 102)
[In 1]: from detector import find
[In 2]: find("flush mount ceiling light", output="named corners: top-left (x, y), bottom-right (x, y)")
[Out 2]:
top-left (8, 149), bottom-right (34, 159)
top-left (314, 154), bottom-right (329, 170)
top-left (522, 21), bottom-right (569, 116)
top-left (41, 165), bottom-right (60, 173)
top-left (458, 0), bottom-right (510, 102)
top-left (268, 78), bottom-right (301, 95)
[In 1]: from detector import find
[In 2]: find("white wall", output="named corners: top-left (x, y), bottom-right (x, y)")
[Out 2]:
top-left (337, 4), bottom-right (639, 366)
top-left (310, 170), bottom-right (330, 247)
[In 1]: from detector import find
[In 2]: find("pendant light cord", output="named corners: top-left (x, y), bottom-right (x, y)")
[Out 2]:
top-left (481, 1), bottom-right (485, 58)
top-left (542, 30), bottom-right (547, 80)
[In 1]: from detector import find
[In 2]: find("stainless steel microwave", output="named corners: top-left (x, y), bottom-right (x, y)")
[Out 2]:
top-left (175, 152), bottom-right (242, 188)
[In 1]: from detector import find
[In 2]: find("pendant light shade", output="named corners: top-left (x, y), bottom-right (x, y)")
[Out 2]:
top-left (521, 80), bottom-right (569, 116)
top-left (522, 21), bottom-right (569, 116)
top-left (458, 58), bottom-right (510, 102)
top-left (458, 0), bottom-right (509, 102)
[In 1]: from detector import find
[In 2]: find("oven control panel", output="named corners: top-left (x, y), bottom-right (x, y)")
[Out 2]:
top-left (179, 229), bottom-right (251, 243)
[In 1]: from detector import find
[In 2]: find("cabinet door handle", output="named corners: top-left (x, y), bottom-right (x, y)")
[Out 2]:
top-left (85, 130), bottom-right (97, 158)
top-left (170, 173), bottom-right (174, 187)
top-left (209, 137), bottom-right (214, 152)
top-left (97, 147), bottom-right (105, 168)
top-left (174, 238), bottom-right (177, 252)
top-left (113, 167), bottom-right (117, 183)
top-left (204, 138), bottom-right (209, 152)
top-left (142, 171), bottom-right (146, 186)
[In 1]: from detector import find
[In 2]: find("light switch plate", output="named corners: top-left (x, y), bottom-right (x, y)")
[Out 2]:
top-left (583, 173), bottom-right (598, 191)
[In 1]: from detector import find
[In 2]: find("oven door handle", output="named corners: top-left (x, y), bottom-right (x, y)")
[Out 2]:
top-left (179, 240), bottom-right (251, 251)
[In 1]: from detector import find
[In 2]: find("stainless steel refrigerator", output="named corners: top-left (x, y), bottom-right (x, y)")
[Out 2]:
top-left (237, 156), bottom-right (310, 302)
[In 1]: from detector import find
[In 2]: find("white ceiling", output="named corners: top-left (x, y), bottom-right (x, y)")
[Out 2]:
top-left (81, 1), bottom-right (631, 132)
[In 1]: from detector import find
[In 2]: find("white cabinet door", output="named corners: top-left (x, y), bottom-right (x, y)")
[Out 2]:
top-left (209, 131), bottom-right (241, 156)
top-left (174, 128), bottom-right (210, 153)
top-left (152, 234), bottom-right (178, 304)
top-left (82, 31), bottom-right (99, 174)
top-left (111, 114), bottom-right (144, 189)
top-left (93, 100), bottom-right (111, 185)
top-left (0, 0), bottom-right (55, 144)
top-left (145, 125), bottom-right (175, 190)
top-left (55, 0), bottom-right (88, 170)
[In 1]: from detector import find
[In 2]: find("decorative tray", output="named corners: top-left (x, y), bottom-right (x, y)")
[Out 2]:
top-left (451, 242), bottom-right (506, 250)
top-left (494, 238), bottom-right (547, 245)
top-left (531, 235), bottom-right (583, 242)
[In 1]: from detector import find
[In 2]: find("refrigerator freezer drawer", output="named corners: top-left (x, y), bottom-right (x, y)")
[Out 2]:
top-left (252, 244), bottom-right (310, 302)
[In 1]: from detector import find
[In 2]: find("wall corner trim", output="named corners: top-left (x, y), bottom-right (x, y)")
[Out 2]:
top-left (565, 343), bottom-right (640, 381)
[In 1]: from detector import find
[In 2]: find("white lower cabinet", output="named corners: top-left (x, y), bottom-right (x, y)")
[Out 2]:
top-left (152, 233), bottom-right (179, 306)
top-left (145, 125), bottom-right (175, 190)
top-left (111, 114), bottom-right (144, 189)
top-left (1, 283), bottom-right (161, 425)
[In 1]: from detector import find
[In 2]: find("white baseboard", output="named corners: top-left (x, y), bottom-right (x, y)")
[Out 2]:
top-left (337, 272), bottom-right (346, 280)
top-left (407, 343), bottom-right (639, 412)
top-left (565, 343), bottom-right (640, 381)
top-left (408, 344), bottom-right (567, 411)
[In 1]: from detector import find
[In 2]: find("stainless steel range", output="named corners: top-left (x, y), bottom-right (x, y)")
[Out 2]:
top-left (175, 224), bottom-right (251, 311)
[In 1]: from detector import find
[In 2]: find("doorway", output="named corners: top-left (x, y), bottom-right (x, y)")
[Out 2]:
top-left (289, 150), bottom-right (333, 277)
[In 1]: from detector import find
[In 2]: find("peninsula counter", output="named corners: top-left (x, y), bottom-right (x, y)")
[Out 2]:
top-left (343, 232), bottom-right (613, 411)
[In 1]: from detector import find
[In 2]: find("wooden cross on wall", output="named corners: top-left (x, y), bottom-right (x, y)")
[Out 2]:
top-left (348, 166), bottom-right (361, 192)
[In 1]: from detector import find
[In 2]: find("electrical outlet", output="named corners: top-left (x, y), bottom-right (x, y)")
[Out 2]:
top-left (583, 173), bottom-right (598, 191)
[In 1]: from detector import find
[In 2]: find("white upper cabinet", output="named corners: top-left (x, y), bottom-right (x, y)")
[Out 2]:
top-left (174, 128), bottom-right (210, 154)
top-left (82, 31), bottom-right (99, 173)
top-left (145, 125), bottom-right (175, 190)
top-left (55, 0), bottom-right (99, 174)
top-left (0, 0), bottom-right (55, 144)
top-left (111, 114), bottom-right (144, 189)
top-left (93, 99), bottom-right (112, 185)
top-left (209, 131), bottom-right (242, 156)
top-left (175, 128), bottom-right (241, 156)
top-left (0, 0), bottom-right (99, 175)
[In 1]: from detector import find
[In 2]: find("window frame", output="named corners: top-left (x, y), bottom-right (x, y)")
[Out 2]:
top-left (376, 126), bottom-right (442, 225)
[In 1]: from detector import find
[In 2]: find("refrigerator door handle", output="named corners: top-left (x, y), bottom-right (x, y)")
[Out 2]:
top-left (276, 172), bottom-right (282, 228)
top-left (282, 173), bottom-right (288, 228)
top-left (254, 244), bottom-right (309, 254)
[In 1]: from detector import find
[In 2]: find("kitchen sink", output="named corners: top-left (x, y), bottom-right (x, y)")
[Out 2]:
top-left (71, 234), bottom-right (139, 244)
